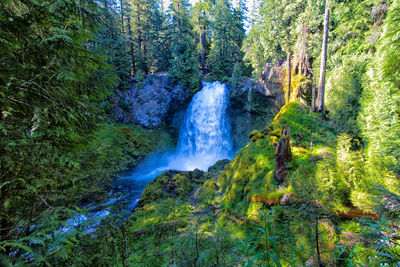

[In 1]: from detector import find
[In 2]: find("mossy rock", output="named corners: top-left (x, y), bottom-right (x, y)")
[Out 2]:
top-left (140, 171), bottom-right (179, 204)
top-left (218, 137), bottom-right (276, 214)
top-left (140, 169), bottom-right (205, 205)
top-left (173, 173), bottom-right (194, 196)
top-left (248, 130), bottom-right (265, 142)
top-left (207, 159), bottom-right (231, 174)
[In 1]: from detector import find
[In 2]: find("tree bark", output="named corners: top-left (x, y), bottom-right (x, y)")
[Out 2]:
top-left (199, 15), bottom-right (206, 75)
top-left (286, 52), bottom-right (291, 104)
top-left (120, 0), bottom-right (125, 34)
top-left (126, 9), bottom-right (135, 75)
top-left (317, 0), bottom-right (329, 115)
top-left (135, 2), bottom-right (143, 71)
top-left (275, 127), bottom-right (292, 184)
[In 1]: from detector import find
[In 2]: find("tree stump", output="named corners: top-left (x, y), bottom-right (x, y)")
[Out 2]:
top-left (274, 127), bottom-right (292, 184)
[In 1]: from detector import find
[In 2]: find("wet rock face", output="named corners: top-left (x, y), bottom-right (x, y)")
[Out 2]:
top-left (112, 73), bottom-right (190, 128)
top-left (228, 83), bottom-right (276, 149)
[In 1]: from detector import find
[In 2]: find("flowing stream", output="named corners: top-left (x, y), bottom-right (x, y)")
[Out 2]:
top-left (114, 81), bottom-right (233, 208)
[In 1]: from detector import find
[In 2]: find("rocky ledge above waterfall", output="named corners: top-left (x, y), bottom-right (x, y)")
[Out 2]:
top-left (111, 73), bottom-right (190, 128)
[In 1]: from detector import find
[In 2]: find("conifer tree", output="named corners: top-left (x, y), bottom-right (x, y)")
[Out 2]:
top-left (168, 0), bottom-right (201, 92)
top-left (95, 0), bottom-right (131, 89)
top-left (208, 0), bottom-right (245, 80)
top-left (0, 0), bottom-right (118, 263)
top-left (316, 0), bottom-right (329, 115)
top-left (193, 0), bottom-right (213, 76)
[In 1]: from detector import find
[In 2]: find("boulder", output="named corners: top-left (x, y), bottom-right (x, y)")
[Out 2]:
top-left (139, 169), bottom-right (205, 206)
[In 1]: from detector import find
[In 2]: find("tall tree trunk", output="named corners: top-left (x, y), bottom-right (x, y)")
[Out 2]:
top-left (199, 16), bottom-right (206, 75)
top-left (286, 52), bottom-right (291, 104)
top-left (136, 3), bottom-right (143, 71)
top-left (126, 11), bottom-right (135, 75)
top-left (120, 0), bottom-right (125, 34)
top-left (200, 31), bottom-right (206, 75)
top-left (317, 0), bottom-right (329, 115)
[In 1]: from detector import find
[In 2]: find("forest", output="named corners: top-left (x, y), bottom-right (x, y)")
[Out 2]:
top-left (1, 0), bottom-right (400, 266)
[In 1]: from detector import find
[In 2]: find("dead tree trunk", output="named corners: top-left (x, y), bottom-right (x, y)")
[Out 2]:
top-left (316, 0), bottom-right (329, 115)
top-left (275, 127), bottom-right (292, 184)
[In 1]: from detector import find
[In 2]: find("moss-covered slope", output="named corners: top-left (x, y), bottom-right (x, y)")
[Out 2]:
top-left (219, 102), bottom-right (337, 216)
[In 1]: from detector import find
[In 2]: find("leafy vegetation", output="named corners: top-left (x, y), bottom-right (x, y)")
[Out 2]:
top-left (1, 0), bottom-right (400, 265)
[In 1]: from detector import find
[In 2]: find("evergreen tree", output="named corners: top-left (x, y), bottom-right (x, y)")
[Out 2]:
top-left (208, 0), bottom-right (246, 81)
top-left (167, 0), bottom-right (201, 92)
top-left (193, 0), bottom-right (213, 76)
top-left (0, 0), bottom-right (118, 263)
top-left (129, 0), bottom-right (163, 74)
top-left (95, 0), bottom-right (131, 89)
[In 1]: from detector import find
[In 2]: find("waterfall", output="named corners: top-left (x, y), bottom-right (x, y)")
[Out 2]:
top-left (169, 81), bottom-right (233, 170)
top-left (114, 81), bottom-right (233, 208)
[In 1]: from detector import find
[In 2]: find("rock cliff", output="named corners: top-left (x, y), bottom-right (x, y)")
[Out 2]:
top-left (112, 73), bottom-right (190, 128)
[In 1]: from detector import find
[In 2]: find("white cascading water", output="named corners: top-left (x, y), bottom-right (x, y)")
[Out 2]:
top-left (113, 81), bottom-right (233, 208)
top-left (168, 81), bottom-right (233, 170)
top-left (67, 82), bottom-right (234, 227)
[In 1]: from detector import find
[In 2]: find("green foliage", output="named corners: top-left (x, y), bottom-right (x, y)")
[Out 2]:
top-left (1, 0), bottom-right (400, 265)
top-left (140, 169), bottom-right (205, 204)
top-left (244, 0), bottom-right (325, 77)
top-left (230, 62), bottom-right (243, 87)
top-left (168, 0), bottom-right (201, 92)
top-left (220, 102), bottom-right (336, 216)
top-left (195, 180), bottom-right (218, 202)
top-left (326, 57), bottom-right (368, 138)
top-left (207, 0), bottom-right (246, 80)
top-left (273, 102), bottom-right (336, 145)
top-left (0, 0), bottom-right (125, 263)
top-left (94, 0), bottom-right (132, 90)
top-left (359, 0), bottom-right (400, 178)
top-left (219, 136), bottom-right (276, 214)
top-left (249, 209), bottom-right (283, 266)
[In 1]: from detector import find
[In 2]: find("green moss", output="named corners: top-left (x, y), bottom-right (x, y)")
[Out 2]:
top-left (140, 170), bottom-right (206, 205)
top-left (130, 102), bottom-right (354, 265)
top-left (219, 137), bottom-right (277, 214)
top-left (207, 159), bottom-right (230, 174)
top-left (218, 102), bottom-right (338, 216)
top-left (173, 173), bottom-right (194, 196)
top-left (195, 180), bottom-right (218, 202)
top-left (140, 173), bottom-right (170, 204)
top-left (273, 102), bottom-right (336, 146)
